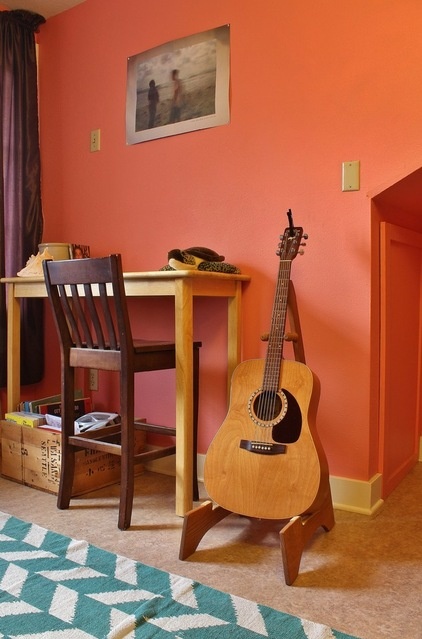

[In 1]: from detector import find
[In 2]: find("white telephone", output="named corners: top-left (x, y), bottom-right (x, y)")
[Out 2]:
top-left (75, 412), bottom-right (120, 433)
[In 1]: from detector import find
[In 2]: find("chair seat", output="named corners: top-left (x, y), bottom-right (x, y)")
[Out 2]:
top-left (132, 339), bottom-right (202, 372)
top-left (133, 338), bottom-right (202, 352)
top-left (133, 339), bottom-right (175, 352)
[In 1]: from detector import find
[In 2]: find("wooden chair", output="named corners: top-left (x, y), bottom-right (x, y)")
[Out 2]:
top-left (43, 253), bottom-right (201, 530)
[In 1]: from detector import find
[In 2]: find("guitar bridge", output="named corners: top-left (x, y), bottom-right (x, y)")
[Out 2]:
top-left (240, 439), bottom-right (286, 455)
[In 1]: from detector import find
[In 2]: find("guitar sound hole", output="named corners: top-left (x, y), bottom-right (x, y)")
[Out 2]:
top-left (249, 389), bottom-right (288, 428)
top-left (254, 390), bottom-right (284, 422)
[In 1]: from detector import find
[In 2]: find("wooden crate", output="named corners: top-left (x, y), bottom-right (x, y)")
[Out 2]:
top-left (0, 420), bottom-right (145, 496)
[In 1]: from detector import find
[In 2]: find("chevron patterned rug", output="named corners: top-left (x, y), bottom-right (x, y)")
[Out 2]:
top-left (0, 511), bottom-right (360, 639)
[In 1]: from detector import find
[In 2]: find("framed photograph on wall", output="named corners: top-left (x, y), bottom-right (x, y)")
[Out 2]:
top-left (126, 25), bottom-right (230, 144)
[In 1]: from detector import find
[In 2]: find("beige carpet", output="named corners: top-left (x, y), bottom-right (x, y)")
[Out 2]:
top-left (1, 463), bottom-right (420, 639)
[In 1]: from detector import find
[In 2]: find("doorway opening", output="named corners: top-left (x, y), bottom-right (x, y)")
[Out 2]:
top-left (370, 166), bottom-right (422, 498)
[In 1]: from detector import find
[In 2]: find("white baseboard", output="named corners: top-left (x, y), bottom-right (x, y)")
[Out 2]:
top-left (146, 448), bottom-right (422, 516)
top-left (329, 473), bottom-right (384, 516)
top-left (145, 452), bottom-right (177, 477)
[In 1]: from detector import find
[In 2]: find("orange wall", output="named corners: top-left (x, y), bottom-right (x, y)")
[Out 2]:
top-left (34, 0), bottom-right (422, 481)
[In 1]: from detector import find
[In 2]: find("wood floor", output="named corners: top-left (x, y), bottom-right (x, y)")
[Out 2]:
top-left (0, 463), bottom-right (421, 639)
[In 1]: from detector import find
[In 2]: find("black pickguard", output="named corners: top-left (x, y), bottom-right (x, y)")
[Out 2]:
top-left (271, 389), bottom-right (302, 443)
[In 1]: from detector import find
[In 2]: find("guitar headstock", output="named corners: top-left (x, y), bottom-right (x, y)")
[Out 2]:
top-left (277, 209), bottom-right (307, 261)
top-left (277, 226), bottom-right (307, 261)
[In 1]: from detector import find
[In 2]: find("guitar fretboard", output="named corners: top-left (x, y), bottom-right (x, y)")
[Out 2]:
top-left (262, 259), bottom-right (292, 391)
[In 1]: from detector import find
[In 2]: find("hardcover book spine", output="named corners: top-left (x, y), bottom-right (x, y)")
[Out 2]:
top-left (38, 397), bottom-right (92, 419)
top-left (28, 389), bottom-right (83, 413)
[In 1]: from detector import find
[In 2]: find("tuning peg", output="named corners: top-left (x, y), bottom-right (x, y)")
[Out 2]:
top-left (298, 249), bottom-right (305, 255)
top-left (303, 233), bottom-right (309, 240)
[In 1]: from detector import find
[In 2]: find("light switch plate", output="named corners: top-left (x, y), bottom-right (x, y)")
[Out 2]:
top-left (342, 160), bottom-right (360, 191)
top-left (90, 129), bottom-right (101, 152)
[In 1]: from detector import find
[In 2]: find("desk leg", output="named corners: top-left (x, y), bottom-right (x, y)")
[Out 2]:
top-left (174, 279), bottom-right (194, 516)
top-left (227, 281), bottom-right (242, 399)
top-left (6, 285), bottom-right (21, 412)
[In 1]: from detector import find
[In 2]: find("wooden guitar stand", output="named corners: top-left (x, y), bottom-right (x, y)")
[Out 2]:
top-left (179, 282), bottom-right (335, 585)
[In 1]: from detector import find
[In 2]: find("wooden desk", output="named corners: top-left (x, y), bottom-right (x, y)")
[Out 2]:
top-left (1, 269), bottom-right (250, 516)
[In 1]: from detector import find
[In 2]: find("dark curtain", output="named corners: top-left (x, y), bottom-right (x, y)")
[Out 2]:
top-left (0, 10), bottom-right (46, 389)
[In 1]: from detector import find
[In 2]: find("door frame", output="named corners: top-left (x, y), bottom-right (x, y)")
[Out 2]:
top-left (378, 221), bottom-right (422, 495)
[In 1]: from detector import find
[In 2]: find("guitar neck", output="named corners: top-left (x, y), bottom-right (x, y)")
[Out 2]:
top-left (262, 259), bottom-right (292, 390)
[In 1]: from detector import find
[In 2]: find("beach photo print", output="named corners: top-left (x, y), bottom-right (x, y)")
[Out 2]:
top-left (126, 25), bottom-right (230, 144)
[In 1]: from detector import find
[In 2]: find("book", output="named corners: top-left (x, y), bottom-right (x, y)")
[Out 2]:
top-left (37, 397), bottom-right (92, 419)
top-left (26, 389), bottom-right (84, 413)
top-left (19, 393), bottom-right (61, 412)
top-left (4, 411), bottom-right (47, 428)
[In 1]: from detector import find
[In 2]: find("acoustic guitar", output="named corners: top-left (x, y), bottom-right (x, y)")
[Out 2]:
top-left (204, 213), bottom-right (329, 520)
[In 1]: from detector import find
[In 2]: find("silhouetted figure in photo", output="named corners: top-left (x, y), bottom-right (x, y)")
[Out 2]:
top-left (148, 79), bottom-right (159, 128)
top-left (169, 69), bottom-right (183, 123)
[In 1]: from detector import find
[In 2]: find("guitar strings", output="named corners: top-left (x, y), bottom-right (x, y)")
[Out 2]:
top-left (257, 259), bottom-right (291, 428)
top-left (268, 260), bottom-right (289, 421)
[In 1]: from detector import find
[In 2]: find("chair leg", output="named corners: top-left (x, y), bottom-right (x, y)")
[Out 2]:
top-left (57, 363), bottom-right (76, 510)
top-left (193, 345), bottom-right (200, 501)
top-left (118, 373), bottom-right (135, 530)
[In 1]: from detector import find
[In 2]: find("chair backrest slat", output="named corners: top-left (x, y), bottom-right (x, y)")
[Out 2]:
top-left (82, 282), bottom-right (107, 349)
top-left (56, 283), bottom-right (83, 347)
top-left (70, 283), bottom-right (96, 348)
top-left (98, 283), bottom-right (119, 350)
